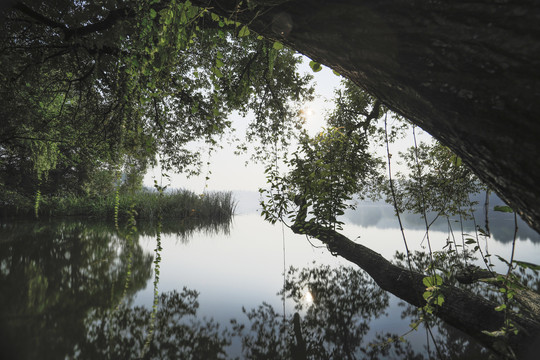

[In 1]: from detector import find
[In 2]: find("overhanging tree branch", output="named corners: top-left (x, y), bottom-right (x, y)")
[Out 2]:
top-left (290, 196), bottom-right (540, 359)
top-left (189, 0), bottom-right (540, 235)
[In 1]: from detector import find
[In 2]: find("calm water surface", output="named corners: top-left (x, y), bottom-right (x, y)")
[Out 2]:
top-left (1, 192), bottom-right (539, 359)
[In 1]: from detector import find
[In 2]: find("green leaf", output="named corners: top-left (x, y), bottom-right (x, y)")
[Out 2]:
top-left (477, 227), bottom-right (488, 236)
top-left (216, 59), bottom-right (224, 68)
top-left (422, 291), bottom-right (432, 300)
top-left (238, 25), bottom-right (250, 37)
top-left (450, 154), bottom-right (462, 166)
top-left (494, 304), bottom-right (506, 311)
top-left (495, 255), bottom-right (510, 266)
top-left (514, 260), bottom-right (540, 271)
top-left (482, 330), bottom-right (505, 338)
top-left (149, 8), bottom-right (157, 19)
top-left (332, 69), bottom-right (340, 76)
top-left (309, 61), bottom-right (322, 72)
top-left (423, 275), bottom-right (443, 287)
top-left (211, 13), bottom-right (220, 22)
top-left (212, 67), bottom-right (223, 78)
top-left (273, 41), bottom-right (284, 50)
top-left (494, 205), bottom-right (513, 213)
top-left (465, 238), bottom-right (476, 244)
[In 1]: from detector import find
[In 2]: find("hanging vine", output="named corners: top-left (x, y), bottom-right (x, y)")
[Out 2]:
top-left (140, 179), bottom-right (165, 357)
top-left (30, 140), bottom-right (59, 218)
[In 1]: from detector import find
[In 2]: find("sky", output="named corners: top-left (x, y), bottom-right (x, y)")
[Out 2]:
top-left (143, 56), bottom-right (432, 193)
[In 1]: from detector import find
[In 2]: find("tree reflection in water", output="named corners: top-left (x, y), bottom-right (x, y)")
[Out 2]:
top-left (0, 217), bottom-right (231, 360)
top-left (235, 264), bottom-right (423, 360)
top-left (75, 265), bottom-right (426, 359)
top-left (93, 261), bottom-right (535, 359)
top-left (3, 218), bottom-right (530, 359)
top-left (78, 288), bottom-right (232, 359)
top-left (0, 220), bottom-right (153, 359)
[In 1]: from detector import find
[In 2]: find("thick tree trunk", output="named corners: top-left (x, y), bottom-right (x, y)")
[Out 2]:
top-left (289, 203), bottom-right (540, 359)
top-left (194, 0), bottom-right (540, 233)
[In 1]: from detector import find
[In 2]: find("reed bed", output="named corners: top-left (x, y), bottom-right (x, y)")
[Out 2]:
top-left (1, 189), bottom-right (236, 221)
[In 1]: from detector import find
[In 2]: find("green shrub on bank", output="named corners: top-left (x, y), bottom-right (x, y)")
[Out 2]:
top-left (0, 189), bottom-right (236, 221)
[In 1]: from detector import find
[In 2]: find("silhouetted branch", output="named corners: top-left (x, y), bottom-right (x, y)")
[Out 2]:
top-left (13, 2), bottom-right (136, 41)
top-left (13, 2), bottom-right (66, 30)
top-left (290, 194), bottom-right (540, 359)
top-left (64, 7), bottom-right (136, 41)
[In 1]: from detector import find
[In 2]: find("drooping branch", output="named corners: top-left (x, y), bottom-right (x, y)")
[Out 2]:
top-left (290, 197), bottom-right (540, 359)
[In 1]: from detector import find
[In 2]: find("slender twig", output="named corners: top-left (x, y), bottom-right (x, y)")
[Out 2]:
top-left (507, 212), bottom-right (518, 277)
top-left (425, 320), bottom-right (445, 360)
top-left (384, 114), bottom-right (413, 272)
top-left (411, 125), bottom-right (435, 271)
top-left (446, 216), bottom-right (459, 253)
top-left (484, 189), bottom-right (491, 237)
top-left (468, 194), bottom-right (495, 276)
top-left (281, 221), bottom-right (287, 323)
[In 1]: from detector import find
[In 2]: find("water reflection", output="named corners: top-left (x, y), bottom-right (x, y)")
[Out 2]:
top-left (344, 199), bottom-right (540, 244)
top-left (1, 199), bottom-right (537, 359)
top-left (140, 218), bottom-right (231, 244)
top-left (0, 217), bottom-right (230, 359)
top-left (78, 288), bottom-right (232, 359)
top-left (70, 265), bottom-right (422, 359)
top-left (72, 264), bottom-right (491, 359)
top-left (235, 265), bottom-right (418, 359)
top-left (0, 220), bottom-right (153, 359)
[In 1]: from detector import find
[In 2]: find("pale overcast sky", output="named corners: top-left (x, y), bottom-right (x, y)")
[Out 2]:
top-left (143, 56), bottom-right (432, 193)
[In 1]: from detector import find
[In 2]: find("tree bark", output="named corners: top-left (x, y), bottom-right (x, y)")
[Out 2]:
top-left (289, 201), bottom-right (540, 359)
top-left (193, 0), bottom-right (540, 233)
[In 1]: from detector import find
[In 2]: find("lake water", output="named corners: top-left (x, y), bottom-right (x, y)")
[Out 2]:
top-left (1, 192), bottom-right (539, 359)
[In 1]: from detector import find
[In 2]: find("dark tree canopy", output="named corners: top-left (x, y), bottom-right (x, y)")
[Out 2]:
top-left (0, 0), bottom-right (313, 199)
top-left (2, 1), bottom-right (540, 359)
top-left (3, 1), bottom-right (538, 225)
top-left (190, 0), bottom-right (540, 234)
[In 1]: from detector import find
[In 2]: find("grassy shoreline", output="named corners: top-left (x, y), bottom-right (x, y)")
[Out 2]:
top-left (0, 189), bottom-right (236, 221)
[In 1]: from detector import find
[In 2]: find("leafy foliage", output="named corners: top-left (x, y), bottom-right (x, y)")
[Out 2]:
top-left (0, 1), bottom-right (313, 200)
top-left (386, 142), bottom-right (486, 218)
top-left (261, 81), bottom-right (385, 229)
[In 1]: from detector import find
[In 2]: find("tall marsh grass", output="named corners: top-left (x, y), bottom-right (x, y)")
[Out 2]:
top-left (2, 189), bottom-right (236, 221)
